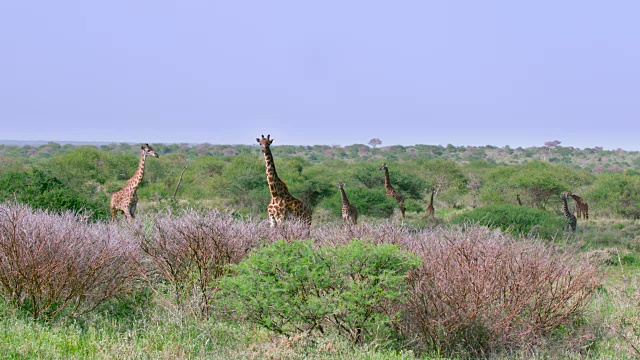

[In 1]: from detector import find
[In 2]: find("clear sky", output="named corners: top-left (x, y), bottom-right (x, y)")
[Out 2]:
top-left (1, 1), bottom-right (639, 149)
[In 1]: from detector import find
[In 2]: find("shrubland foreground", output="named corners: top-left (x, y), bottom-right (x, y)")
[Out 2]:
top-left (5, 203), bottom-right (640, 359)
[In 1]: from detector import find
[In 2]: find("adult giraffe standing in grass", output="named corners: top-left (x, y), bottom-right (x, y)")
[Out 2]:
top-left (379, 163), bottom-right (406, 220)
top-left (426, 188), bottom-right (436, 218)
top-left (256, 134), bottom-right (312, 228)
top-left (567, 191), bottom-right (589, 220)
top-left (561, 193), bottom-right (577, 232)
top-left (110, 143), bottom-right (159, 221)
top-left (338, 183), bottom-right (358, 225)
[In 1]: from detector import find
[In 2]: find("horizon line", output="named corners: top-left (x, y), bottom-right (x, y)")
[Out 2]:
top-left (0, 139), bottom-right (634, 152)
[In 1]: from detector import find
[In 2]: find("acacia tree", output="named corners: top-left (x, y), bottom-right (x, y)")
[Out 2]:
top-left (544, 140), bottom-right (561, 149)
top-left (543, 140), bottom-right (561, 161)
top-left (368, 138), bottom-right (382, 149)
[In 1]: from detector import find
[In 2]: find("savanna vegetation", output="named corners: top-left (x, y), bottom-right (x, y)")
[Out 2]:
top-left (1, 140), bottom-right (640, 359)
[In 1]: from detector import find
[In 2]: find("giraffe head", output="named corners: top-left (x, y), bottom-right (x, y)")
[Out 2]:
top-left (256, 134), bottom-right (274, 153)
top-left (379, 163), bottom-right (388, 171)
top-left (337, 183), bottom-right (345, 190)
top-left (142, 143), bottom-right (159, 158)
top-left (560, 193), bottom-right (567, 200)
top-left (566, 191), bottom-right (573, 196)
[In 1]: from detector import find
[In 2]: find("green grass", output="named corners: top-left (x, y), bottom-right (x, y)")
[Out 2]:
top-left (0, 296), bottom-right (424, 360)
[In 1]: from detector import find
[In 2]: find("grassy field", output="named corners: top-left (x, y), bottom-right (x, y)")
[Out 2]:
top-left (0, 204), bottom-right (638, 360)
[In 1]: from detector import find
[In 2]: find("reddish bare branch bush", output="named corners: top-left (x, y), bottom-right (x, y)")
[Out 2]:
top-left (0, 204), bottom-right (140, 320)
top-left (399, 226), bottom-right (602, 356)
top-left (312, 221), bottom-right (413, 247)
top-left (136, 209), bottom-right (261, 317)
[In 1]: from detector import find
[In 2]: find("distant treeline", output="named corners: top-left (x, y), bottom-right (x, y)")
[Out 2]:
top-left (1, 142), bottom-right (639, 223)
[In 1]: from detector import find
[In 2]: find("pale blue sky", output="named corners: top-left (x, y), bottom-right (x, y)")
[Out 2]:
top-left (1, 1), bottom-right (639, 149)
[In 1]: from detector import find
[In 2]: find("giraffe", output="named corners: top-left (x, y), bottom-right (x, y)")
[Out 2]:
top-left (338, 183), bottom-right (358, 225)
top-left (256, 135), bottom-right (312, 228)
top-left (516, 194), bottom-right (523, 206)
top-left (560, 193), bottom-right (577, 232)
top-left (567, 191), bottom-right (589, 220)
top-left (379, 163), bottom-right (406, 219)
top-left (426, 188), bottom-right (436, 218)
top-left (110, 143), bottom-right (159, 221)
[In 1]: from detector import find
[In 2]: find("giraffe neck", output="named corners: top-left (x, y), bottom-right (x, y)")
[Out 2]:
top-left (562, 197), bottom-right (572, 217)
top-left (429, 191), bottom-right (434, 206)
top-left (262, 147), bottom-right (290, 198)
top-left (125, 151), bottom-right (147, 191)
top-left (383, 168), bottom-right (394, 191)
top-left (339, 187), bottom-right (350, 207)
top-left (570, 194), bottom-right (583, 203)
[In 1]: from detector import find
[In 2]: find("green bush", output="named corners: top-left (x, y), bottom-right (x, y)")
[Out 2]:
top-left (0, 169), bottom-right (109, 220)
top-left (327, 240), bottom-right (421, 344)
top-left (450, 204), bottom-right (564, 239)
top-left (319, 186), bottom-right (398, 219)
top-left (586, 172), bottom-right (640, 219)
top-left (220, 239), bottom-right (420, 344)
top-left (479, 161), bottom-right (593, 209)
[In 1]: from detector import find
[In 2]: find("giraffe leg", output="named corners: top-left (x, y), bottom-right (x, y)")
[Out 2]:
top-left (110, 206), bottom-right (117, 222)
top-left (123, 204), bottom-right (134, 222)
top-left (130, 203), bottom-right (137, 219)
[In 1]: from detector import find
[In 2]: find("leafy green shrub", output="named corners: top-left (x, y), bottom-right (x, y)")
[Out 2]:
top-left (319, 186), bottom-right (397, 219)
top-left (327, 240), bottom-right (421, 344)
top-left (450, 204), bottom-right (564, 239)
top-left (0, 169), bottom-right (109, 220)
top-left (480, 161), bottom-right (593, 209)
top-left (586, 172), bottom-right (640, 219)
top-left (220, 239), bottom-right (420, 344)
top-left (219, 155), bottom-right (270, 214)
